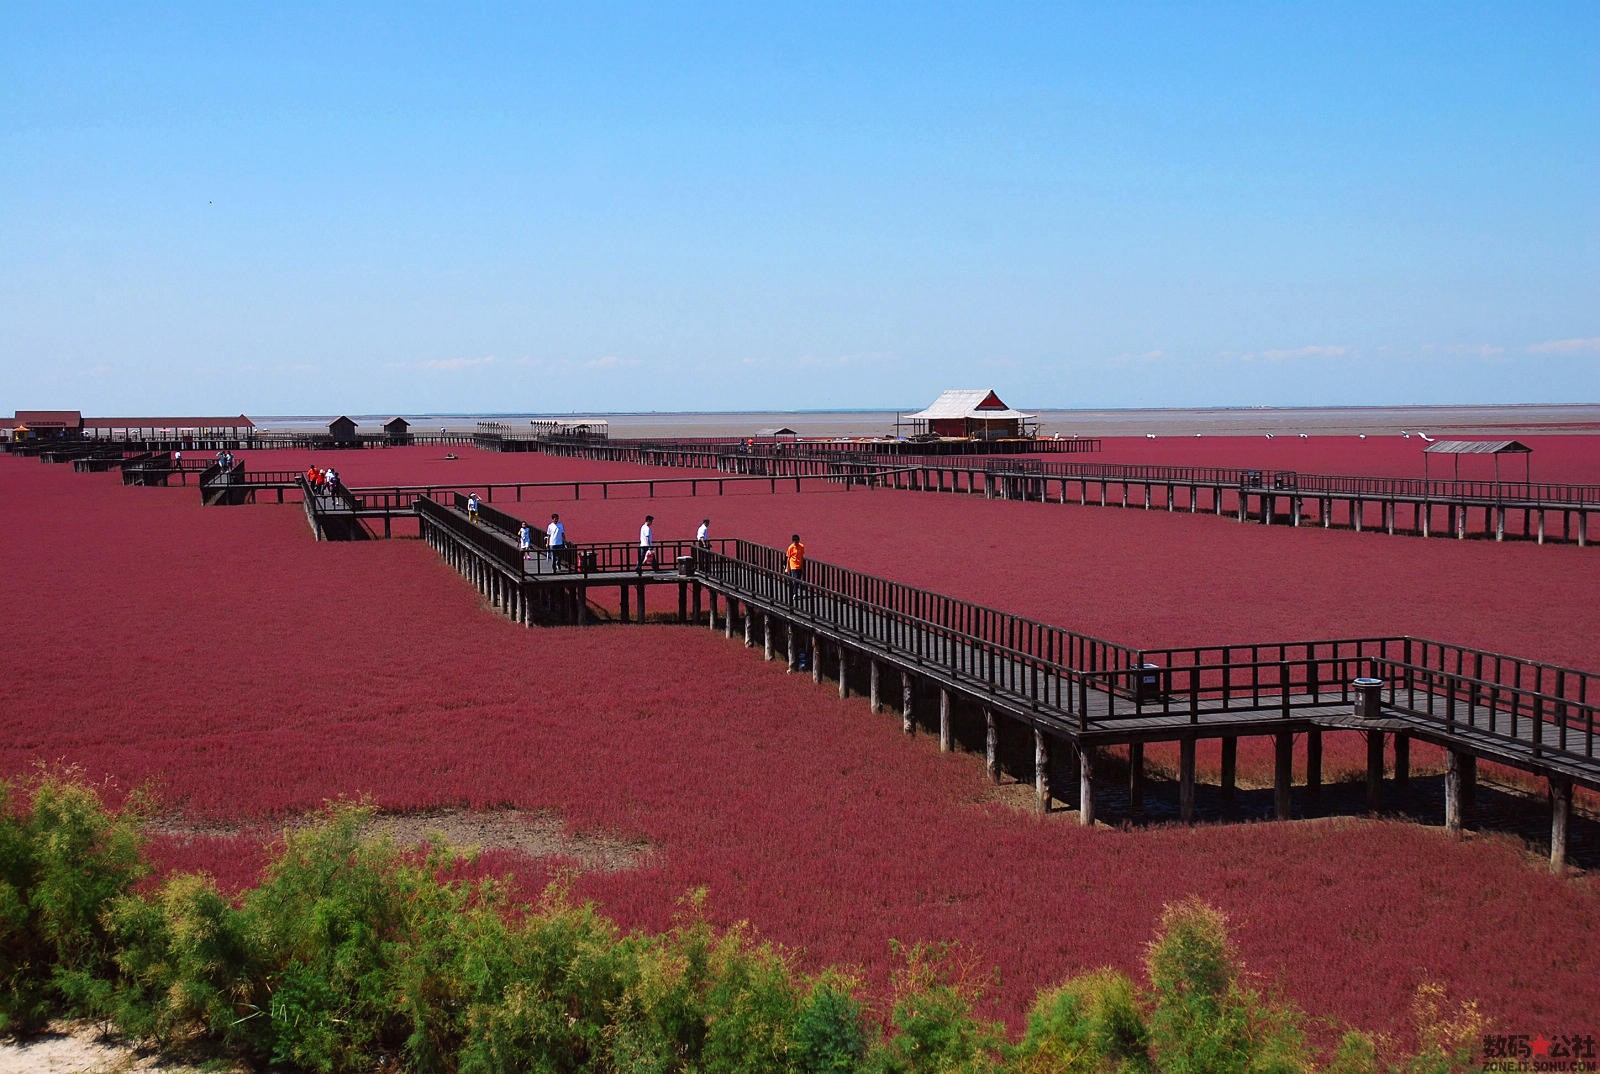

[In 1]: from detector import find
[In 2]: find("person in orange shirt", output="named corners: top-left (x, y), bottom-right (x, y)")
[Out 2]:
top-left (785, 534), bottom-right (805, 601)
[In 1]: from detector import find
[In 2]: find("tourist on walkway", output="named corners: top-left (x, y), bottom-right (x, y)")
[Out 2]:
top-left (518, 522), bottom-right (533, 558)
top-left (785, 533), bottom-right (805, 601)
top-left (696, 517), bottom-right (711, 550)
top-left (467, 493), bottom-right (480, 524)
top-left (546, 513), bottom-right (565, 569)
top-left (638, 515), bottom-right (655, 571)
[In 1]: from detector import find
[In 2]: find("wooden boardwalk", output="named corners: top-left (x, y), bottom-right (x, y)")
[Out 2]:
top-left (50, 443), bottom-right (1596, 870)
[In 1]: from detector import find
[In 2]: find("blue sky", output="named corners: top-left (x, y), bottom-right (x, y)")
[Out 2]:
top-left (3, 2), bottom-right (1595, 416)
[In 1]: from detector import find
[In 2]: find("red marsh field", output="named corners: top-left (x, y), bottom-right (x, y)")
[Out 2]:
top-left (2, 433), bottom-right (1597, 1045)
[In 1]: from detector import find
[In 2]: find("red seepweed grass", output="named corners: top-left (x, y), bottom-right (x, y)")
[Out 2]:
top-left (2, 438), bottom-right (1597, 1047)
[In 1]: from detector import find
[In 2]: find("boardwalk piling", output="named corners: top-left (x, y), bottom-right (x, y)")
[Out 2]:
top-left (901, 672), bottom-right (914, 735)
top-left (939, 689), bottom-right (952, 752)
top-left (1220, 738), bottom-right (1237, 816)
top-left (1274, 731), bottom-right (1293, 819)
top-left (1129, 742), bottom-right (1145, 817)
top-left (1078, 745), bottom-right (1096, 826)
top-left (985, 708), bottom-right (998, 783)
top-left (1034, 729), bottom-right (1050, 812)
top-left (1179, 739), bottom-right (1196, 823)
top-left (1366, 730), bottom-right (1385, 811)
top-left (1551, 776), bottom-right (1572, 872)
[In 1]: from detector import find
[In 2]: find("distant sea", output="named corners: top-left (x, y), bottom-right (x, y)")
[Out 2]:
top-left (254, 404), bottom-right (1600, 439)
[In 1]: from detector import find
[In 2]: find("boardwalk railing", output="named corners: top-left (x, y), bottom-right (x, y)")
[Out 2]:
top-left (1371, 660), bottom-right (1599, 768)
top-left (692, 539), bottom-right (1600, 788)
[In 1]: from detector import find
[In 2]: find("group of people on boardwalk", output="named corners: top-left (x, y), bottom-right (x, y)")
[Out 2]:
top-left (306, 466), bottom-right (340, 496)
top-left (467, 499), bottom-right (805, 586)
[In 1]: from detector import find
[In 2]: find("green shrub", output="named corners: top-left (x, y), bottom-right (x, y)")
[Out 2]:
top-left (1145, 898), bottom-right (1310, 1074)
top-left (864, 942), bottom-right (1004, 1074)
top-left (0, 773), bottom-right (148, 1035)
top-left (105, 871), bottom-right (254, 1044)
top-left (237, 804), bottom-right (487, 1072)
top-left (1011, 967), bottom-right (1150, 1074)
top-left (458, 888), bottom-right (640, 1074)
top-left (791, 974), bottom-right (869, 1074)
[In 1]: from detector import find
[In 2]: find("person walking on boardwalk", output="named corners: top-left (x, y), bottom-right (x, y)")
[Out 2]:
top-left (785, 533), bottom-right (805, 601)
top-left (518, 522), bottom-right (533, 558)
top-left (546, 512), bottom-right (565, 569)
top-left (467, 493), bottom-right (480, 524)
top-left (638, 514), bottom-right (655, 572)
top-left (696, 517), bottom-right (711, 550)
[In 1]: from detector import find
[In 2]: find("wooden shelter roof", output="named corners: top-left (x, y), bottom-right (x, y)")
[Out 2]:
top-left (82, 415), bottom-right (256, 430)
top-left (12, 410), bottom-right (82, 428)
top-left (905, 389), bottom-right (1033, 422)
top-left (1424, 440), bottom-right (1532, 455)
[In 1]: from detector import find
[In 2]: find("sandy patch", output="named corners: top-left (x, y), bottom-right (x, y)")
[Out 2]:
top-left (150, 807), bottom-right (651, 873)
top-left (0, 1025), bottom-right (242, 1074)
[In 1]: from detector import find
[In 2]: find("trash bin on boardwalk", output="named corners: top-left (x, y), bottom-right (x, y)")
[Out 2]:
top-left (1134, 663), bottom-right (1165, 704)
top-left (580, 550), bottom-right (597, 573)
top-left (1353, 677), bottom-right (1384, 719)
top-left (677, 554), bottom-right (695, 577)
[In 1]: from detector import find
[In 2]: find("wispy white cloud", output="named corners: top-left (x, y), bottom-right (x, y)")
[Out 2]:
top-left (585, 355), bottom-right (640, 369)
top-left (1114, 349), bottom-right (1165, 364)
top-left (1421, 343), bottom-right (1506, 358)
top-left (418, 355), bottom-right (497, 371)
top-left (1257, 345), bottom-right (1349, 362)
top-left (273, 362), bottom-right (318, 374)
top-left (1527, 337), bottom-right (1600, 355)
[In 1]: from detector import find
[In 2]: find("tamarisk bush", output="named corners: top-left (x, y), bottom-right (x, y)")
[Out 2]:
top-left (3, 775), bottom-right (1491, 1074)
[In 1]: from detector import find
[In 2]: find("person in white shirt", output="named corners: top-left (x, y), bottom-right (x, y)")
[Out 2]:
top-left (638, 515), bottom-right (654, 572)
top-left (546, 513), bottom-right (565, 569)
top-left (696, 518), bottom-right (710, 549)
top-left (518, 523), bottom-right (532, 557)
top-left (467, 494), bottom-right (479, 523)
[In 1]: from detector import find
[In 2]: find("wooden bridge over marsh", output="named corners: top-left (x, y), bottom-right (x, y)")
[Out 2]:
top-left (405, 488), bottom-right (1598, 872)
top-left (28, 442), bottom-right (1600, 869)
top-left (534, 439), bottom-right (1600, 548)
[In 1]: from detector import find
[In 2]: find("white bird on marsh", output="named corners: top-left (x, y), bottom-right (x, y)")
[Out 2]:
top-left (1418, 432), bottom-right (1436, 443)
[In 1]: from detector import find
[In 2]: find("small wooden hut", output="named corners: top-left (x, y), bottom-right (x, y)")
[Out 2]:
top-left (903, 390), bottom-right (1035, 440)
top-left (329, 416), bottom-right (359, 443)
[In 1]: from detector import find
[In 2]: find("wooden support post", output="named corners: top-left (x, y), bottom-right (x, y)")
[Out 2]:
top-left (1306, 730), bottom-right (1322, 800)
top-left (1366, 729), bottom-right (1384, 811)
top-left (1179, 738), bottom-right (1196, 824)
top-left (981, 709), bottom-right (999, 783)
top-left (1394, 732), bottom-right (1410, 790)
top-left (743, 606), bottom-right (753, 647)
top-left (692, 583), bottom-right (701, 624)
top-left (1128, 742), bottom-right (1144, 818)
top-left (1274, 731), bottom-right (1293, 820)
top-left (1550, 776), bottom-right (1572, 873)
top-left (870, 660), bottom-right (881, 713)
top-left (708, 590), bottom-right (719, 632)
top-left (620, 583), bottom-right (630, 622)
top-left (901, 672), bottom-right (914, 735)
top-left (787, 622), bottom-right (796, 672)
top-left (1034, 729), bottom-right (1050, 812)
top-left (811, 635), bottom-right (822, 684)
top-left (763, 614), bottom-right (774, 662)
top-left (1078, 745), bottom-right (1095, 826)
top-left (1444, 750), bottom-right (1464, 836)
top-left (838, 647), bottom-right (849, 699)
top-left (939, 689), bottom-right (952, 752)
top-left (1220, 738), bottom-right (1236, 817)
top-left (635, 582), bottom-right (646, 624)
